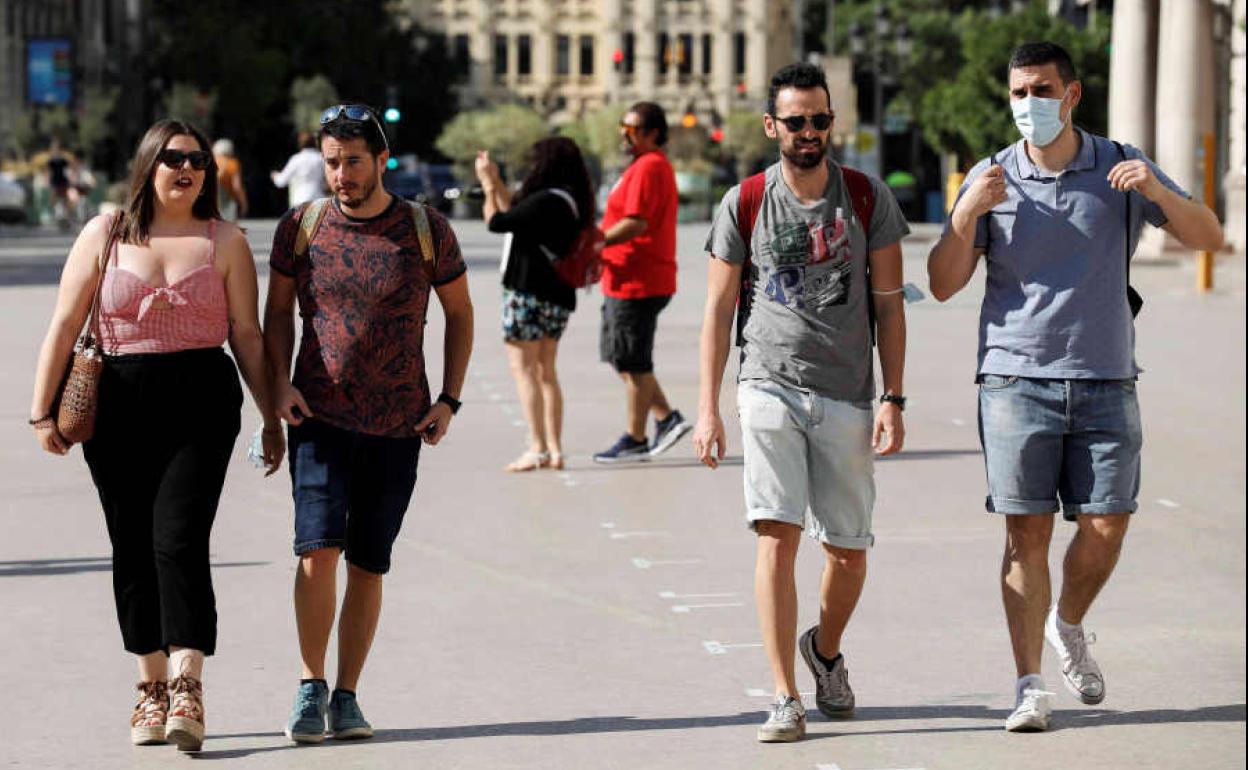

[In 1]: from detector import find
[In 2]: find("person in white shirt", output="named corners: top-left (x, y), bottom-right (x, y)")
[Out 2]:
top-left (271, 132), bottom-right (327, 209)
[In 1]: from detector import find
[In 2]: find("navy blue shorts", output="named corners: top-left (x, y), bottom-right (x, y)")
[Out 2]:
top-left (287, 419), bottom-right (422, 574)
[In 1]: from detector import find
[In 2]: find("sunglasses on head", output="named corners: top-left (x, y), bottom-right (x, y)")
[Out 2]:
top-left (619, 121), bottom-right (642, 133)
top-left (773, 113), bottom-right (835, 132)
top-left (157, 149), bottom-right (212, 171)
top-left (320, 104), bottom-right (389, 150)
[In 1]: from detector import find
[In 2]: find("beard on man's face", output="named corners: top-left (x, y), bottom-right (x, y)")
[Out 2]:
top-left (336, 175), bottom-right (377, 208)
top-left (781, 136), bottom-right (827, 169)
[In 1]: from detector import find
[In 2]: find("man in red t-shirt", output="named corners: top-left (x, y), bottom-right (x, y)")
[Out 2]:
top-left (593, 102), bottom-right (691, 463)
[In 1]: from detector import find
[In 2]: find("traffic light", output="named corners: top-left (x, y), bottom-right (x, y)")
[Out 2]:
top-left (710, 128), bottom-right (724, 144)
top-left (383, 107), bottom-right (401, 123)
top-left (681, 112), bottom-right (697, 129)
top-left (386, 157), bottom-right (399, 170)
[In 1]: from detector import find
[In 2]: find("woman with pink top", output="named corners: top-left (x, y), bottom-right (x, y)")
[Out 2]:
top-left (28, 119), bottom-right (283, 753)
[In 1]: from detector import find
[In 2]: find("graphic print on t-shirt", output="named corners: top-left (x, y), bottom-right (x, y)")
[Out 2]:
top-left (760, 207), bottom-right (851, 310)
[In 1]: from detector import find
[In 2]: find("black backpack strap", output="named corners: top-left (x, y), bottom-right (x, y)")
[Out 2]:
top-left (1112, 140), bottom-right (1143, 318)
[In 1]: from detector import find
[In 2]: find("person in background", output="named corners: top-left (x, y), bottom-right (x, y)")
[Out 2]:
top-left (212, 138), bottom-right (248, 221)
top-left (475, 138), bottom-right (596, 471)
top-left (271, 132), bottom-right (327, 210)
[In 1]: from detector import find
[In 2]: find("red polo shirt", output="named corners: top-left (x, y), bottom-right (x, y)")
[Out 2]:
top-left (600, 150), bottom-right (678, 299)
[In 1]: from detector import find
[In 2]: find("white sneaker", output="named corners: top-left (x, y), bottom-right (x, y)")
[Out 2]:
top-left (1005, 678), bottom-right (1054, 732)
top-left (757, 695), bottom-right (806, 742)
top-left (1045, 606), bottom-right (1105, 705)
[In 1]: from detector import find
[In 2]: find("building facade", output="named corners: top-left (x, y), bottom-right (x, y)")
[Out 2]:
top-left (1, 0), bottom-right (147, 161)
top-left (399, 0), bottom-right (796, 125)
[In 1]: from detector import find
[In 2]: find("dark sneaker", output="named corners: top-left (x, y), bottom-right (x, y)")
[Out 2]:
top-left (285, 681), bottom-right (328, 744)
top-left (798, 626), bottom-right (855, 717)
top-left (649, 410), bottom-right (692, 456)
top-left (328, 689), bottom-right (374, 740)
top-left (592, 433), bottom-right (651, 464)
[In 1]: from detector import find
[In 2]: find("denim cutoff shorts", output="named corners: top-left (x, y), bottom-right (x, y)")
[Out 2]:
top-left (738, 379), bottom-right (876, 550)
top-left (977, 375), bottom-right (1142, 521)
top-left (288, 418), bottom-right (422, 574)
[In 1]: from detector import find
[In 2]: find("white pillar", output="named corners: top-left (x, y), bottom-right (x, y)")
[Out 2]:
top-left (713, 0), bottom-right (735, 119)
top-left (1154, 0), bottom-right (1215, 200)
top-left (745, 0), bottom-right (769, 105)
top-left (1108, 0), bottom-right (1157, 154)
top-left (635, 0), bottom-right (658, 97)
top-left (1227, 0), bottom-right (1247, 253)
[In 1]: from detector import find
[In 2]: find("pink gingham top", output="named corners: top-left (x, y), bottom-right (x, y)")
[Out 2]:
top-left (99, 219), bottom-right (229, 354)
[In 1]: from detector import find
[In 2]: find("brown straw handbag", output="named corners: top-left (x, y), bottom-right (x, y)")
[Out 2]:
top-left (55, 214), bottom-right (123, 445)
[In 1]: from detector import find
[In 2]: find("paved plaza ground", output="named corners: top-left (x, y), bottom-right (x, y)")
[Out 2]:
top-left (0, 219), bottom-right (1243, 769)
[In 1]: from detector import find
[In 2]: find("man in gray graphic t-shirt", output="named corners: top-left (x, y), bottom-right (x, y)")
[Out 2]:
top-left (694, 62), bottom-right (909, 744)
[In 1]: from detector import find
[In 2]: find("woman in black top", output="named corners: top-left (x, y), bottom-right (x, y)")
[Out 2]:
top-left (475, 137), bottom-right (596, 471)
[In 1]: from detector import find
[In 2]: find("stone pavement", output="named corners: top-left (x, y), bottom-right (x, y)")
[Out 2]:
top-left (0, 219), bottom-right (1243, 769)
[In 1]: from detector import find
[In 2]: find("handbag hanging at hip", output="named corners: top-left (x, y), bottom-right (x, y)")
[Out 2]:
top-left (55, 213), bottom-right (124, 445)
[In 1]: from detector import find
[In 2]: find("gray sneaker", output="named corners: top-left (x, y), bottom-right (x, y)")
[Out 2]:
top-left (1005, 679), bottom-right (1054, 732)
top-left (756, 695), bottom-right (806, 743)
top-left (1045, 606), bottom-right (1105, 705)
top-left (798, 625), bottom-right (855, 717)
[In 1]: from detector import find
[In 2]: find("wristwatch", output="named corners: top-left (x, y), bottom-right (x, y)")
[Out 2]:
top-left (437, 392), bottom-right (462, 414)
top-left (879, 393), bottom-right (906, 411)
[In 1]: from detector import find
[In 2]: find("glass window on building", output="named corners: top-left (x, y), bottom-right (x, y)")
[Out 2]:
top-left (623, 32), bottom-right (636, 75)
top-left (452, 34), bottom-right (471, 78)
top-left (556, 35), bottom-right (571, 76)
top-left (678, 33), bottom-right (693, 76)
top-left (701, 33), bottom-right (712, 75)
top-left (579, 35), bottom-right (594, 76)
top-left (494, 34), bottom-right (508, 76)
top-left (734, 32), bottom-right (746, 76)
top-left (658, 32), bottom-right (670, 75)
top-left (518, 34), bottom-right (532, 76)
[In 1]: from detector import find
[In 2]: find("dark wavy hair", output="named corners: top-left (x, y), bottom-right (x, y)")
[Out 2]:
top-left (122, 119), bottom-right (220, 244)
top-left (767, 63), bottom-right (831, 116)
top-left (515, 137), bottom-right (596, 229)
top-left (628, 101), bottom-right (669, 147)
top-left (318, 105), bottom-right (388, 157)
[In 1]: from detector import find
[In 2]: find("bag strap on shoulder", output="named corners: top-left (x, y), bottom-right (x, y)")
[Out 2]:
top-left (406, 199), bottom-right (435, 266)
top-left (294, 198), bottom-right (331, 261)
top-left (841, 166), bottom-right (879, 346)
top-left (733, 172), bottom-right (767, 347)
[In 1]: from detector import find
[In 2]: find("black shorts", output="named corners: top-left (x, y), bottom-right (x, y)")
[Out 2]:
top-left (599, 295), bottom-right (671, 374)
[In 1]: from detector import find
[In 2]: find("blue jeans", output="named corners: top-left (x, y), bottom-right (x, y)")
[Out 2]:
top-left (288, 419), bottom-right (421, 574)
top-left (977, 375), bottom-right (1142, 521)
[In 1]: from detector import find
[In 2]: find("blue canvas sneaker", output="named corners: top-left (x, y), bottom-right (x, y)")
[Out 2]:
top-left (328, 689), bottom-right (374, 740)
top-left (592, 433), bottom-right (651, 464)
top-left (285, 680), bottom-right (328, 744)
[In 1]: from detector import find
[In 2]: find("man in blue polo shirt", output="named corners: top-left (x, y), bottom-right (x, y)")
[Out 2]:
top-left (928, 41), bottom-right (1222, 733)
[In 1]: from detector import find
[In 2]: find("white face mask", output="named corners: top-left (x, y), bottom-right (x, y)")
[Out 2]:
top-left (1011, 90), bottom-right (1068, 147)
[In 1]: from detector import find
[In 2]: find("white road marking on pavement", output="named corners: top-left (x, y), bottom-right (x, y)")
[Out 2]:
top-left (510, 420), bottom-right (526, 427)
top-left (1156, 498), bottom-right (1180, 508)
top-left (671, 602), bottom-right (744, 613)
top-left (489, 393), bottom-right (502, 401)
top-left (816, 766), bottom-right (925, 770)
top-left (658, 591), bottom-right (737, 599)
top-left (600, 521), bottom-right (616, 529)
top-left (703, 640), bottom-right (764, 655)
top-left (951, 418), bottom-right (968, 427)
top-left (609, 530), bottom-right (669, 539)
top-left (632, 557), bottom-right (703, 569)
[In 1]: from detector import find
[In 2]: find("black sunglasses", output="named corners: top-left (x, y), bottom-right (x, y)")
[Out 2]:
top-left (320, 104), bottom-right (389, 149)
top-left (157, 149), bottom-right (212, 171)
top-left (772, 113), bottom-right (835, 132)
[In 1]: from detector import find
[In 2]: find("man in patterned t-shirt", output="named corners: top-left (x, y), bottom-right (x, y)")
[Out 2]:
top-left (263, 105), bottom-right (473, 743)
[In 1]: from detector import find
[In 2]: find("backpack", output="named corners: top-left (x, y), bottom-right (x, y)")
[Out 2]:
top-left (293, 197), bottom-right (435, 269)
top-left (733, 166), bottom-right (877, 347)
top-left (541, 188), bottom-right (605, 289)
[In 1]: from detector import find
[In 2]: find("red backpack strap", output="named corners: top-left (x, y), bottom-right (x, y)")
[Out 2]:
top-left (734, 172), bottom-right (766, 347)
top-left (841, 166), bottom-right (879, 345)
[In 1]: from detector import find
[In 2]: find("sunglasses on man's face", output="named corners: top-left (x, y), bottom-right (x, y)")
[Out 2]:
top-left (619, 121), bottom-right (642, 133)
top-left (157, 149), bottom-right (212, 171)
top-left (772, 113), bottom-right (835, 132)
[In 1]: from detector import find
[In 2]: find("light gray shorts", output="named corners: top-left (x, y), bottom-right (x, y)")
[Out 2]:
top-left (738, 379), bottom-right (875, 550)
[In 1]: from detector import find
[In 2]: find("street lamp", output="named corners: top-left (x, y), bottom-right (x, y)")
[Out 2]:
top-left (848, 1), bottom-right (912, 177)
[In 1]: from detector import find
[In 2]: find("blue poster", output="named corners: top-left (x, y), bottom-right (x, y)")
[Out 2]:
top-left (27, 38), bottom-right (73, 106)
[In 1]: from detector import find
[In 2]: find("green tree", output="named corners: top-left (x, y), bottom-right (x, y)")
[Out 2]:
top-left (162, 83), bottom-right (217, 131)
top-left (435, 104), bottom-right (550, 182)
top-left (560, 105), bottom-right (627, 166)
top-left (76, 85), bottom-right (120, 165)
top-left (290, 75), bottom-right (339, 135)
top-left (723, 110), bottom-right (776, 179)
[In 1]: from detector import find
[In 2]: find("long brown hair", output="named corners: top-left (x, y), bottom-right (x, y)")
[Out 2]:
top-left (122, 119), bottom-right (221, 244)
top-left (515, 137), bottom-right (596, 229)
